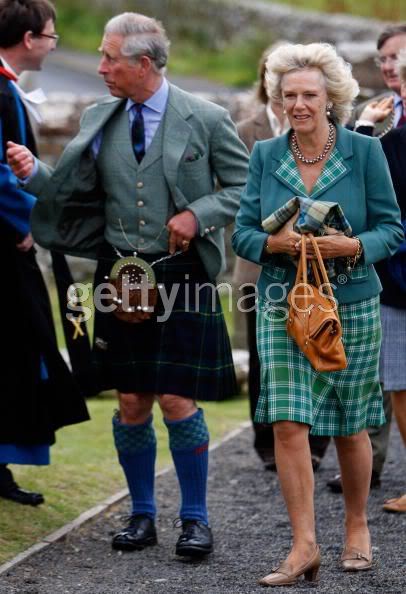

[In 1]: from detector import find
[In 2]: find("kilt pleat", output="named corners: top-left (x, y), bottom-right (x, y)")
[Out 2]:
top-left (91, 244), bottom-right (236, 401)
top-left (255, 295), bottom-right (385, 436)
top-left (379, 304), bottom-right (406, 391)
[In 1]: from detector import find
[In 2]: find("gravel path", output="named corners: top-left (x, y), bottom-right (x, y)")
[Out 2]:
top-left (0, 424), bottom-right (405, 594)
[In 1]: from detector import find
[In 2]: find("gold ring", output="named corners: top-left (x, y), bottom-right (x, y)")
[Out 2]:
top-left (182, 239), bottom-right (190, 246)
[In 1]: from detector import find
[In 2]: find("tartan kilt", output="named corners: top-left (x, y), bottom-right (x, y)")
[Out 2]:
top-left (379, 304), bottom-right (406, 391)
top-left (255, 295), bottom-right (385, 436)
top-left (91, 244), bottom-right (237, 401)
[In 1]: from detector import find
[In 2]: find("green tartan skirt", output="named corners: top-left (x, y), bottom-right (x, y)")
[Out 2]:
top-left (255, 295), bottom-right (385, 436)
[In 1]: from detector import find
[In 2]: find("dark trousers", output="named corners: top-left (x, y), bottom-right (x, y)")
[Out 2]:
top-left (243, 288), bottom-right (330, 462)
top-left (0, 465), bottom-right (16, 491)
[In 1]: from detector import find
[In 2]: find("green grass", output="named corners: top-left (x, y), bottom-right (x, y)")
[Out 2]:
top-left (265, 0), bottom-right (406, 20)
top-left (0, 394), bottom-right (249, 564)
top-left (54, 0), bottom-right (406, 91)
top-left (54, 1), bottom-right (269, 88)
top-left (0, 282), bottom-right (245, 565)
top-left (54, 0), bottom-right (406, 90)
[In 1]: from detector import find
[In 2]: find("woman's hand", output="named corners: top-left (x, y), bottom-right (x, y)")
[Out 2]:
top-left (299, 235), bottom-right (358, 259)
top-left (267, 224), bottom-right (301, 257)
top-left (359, 96), bottom-right (393, 124)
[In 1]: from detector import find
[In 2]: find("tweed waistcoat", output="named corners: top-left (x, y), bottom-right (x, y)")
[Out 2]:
top-left (97, 104), bottom-right (176, 253)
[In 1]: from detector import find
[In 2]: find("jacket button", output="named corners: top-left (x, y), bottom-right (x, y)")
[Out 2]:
top-left (139, 220), bottom-right (146, 226)
top-left (137, 181), bottom-right (144, 188)
top-left (210, 225), bottom-right (216, 232)
top-left (204, 227), bottom-right (210, 234)
top-left (137, 200), bottom-right (144, 207)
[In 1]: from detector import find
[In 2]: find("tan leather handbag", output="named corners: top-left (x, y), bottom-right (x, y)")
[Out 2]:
top-left (286, 233), bottom-right (347, 372)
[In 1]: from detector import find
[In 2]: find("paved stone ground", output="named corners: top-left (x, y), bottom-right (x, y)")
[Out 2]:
top-left (0, 425), bottom-right (405, 594)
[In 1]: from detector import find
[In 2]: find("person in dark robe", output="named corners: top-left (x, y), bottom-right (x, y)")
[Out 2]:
top-left (0, 0), bottom-right (89, 506)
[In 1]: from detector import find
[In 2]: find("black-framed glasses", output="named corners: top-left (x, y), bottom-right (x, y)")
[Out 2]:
top-left (36, 33), bottom-right (59, 43)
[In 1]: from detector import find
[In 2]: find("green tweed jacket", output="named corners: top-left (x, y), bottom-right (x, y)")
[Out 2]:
top-left (28, 84), bottom-right (249, 280)
top-left (232, 125), bottom-right (404, 304)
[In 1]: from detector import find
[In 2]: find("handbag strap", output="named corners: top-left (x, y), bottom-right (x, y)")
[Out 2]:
top-left (294, 233), bottom-right (308, 285)
top-left (308, 233), bottom-right (335, 300)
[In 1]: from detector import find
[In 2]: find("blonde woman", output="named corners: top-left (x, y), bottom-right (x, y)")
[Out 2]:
top-left (232, 42), bottom-right (403, 586)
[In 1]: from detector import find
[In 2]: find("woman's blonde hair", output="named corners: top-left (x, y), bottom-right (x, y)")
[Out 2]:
top-left (397, 48), bottom-right (406, 85)
top-left (265, 43), bottom-right (359, 124)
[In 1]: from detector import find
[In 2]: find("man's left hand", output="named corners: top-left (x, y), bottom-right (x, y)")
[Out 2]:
top-left (167, 211), bottom-right (198, 254)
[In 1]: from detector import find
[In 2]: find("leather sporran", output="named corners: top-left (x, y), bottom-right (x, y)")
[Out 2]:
top-left (286, 234), bottom-right (347, 372)
top-left (107, 256), bottom-right (158, 323)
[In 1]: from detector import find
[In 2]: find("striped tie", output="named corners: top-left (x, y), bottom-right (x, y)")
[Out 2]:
top-left (131, 103), bottom-right (145, 163)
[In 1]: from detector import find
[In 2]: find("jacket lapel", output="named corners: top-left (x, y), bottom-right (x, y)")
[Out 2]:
top-left (270, 133), bottom-right (305, 194)
top-left (162, 85), bottom-right (193, 210)
top-left (51, 98), bottom-right (124, 184)
top-left (310, 125), bottom-right (353, 198)
top-left (77, 98), bottom-right (125, 151)
top-left (270, 125), bottom-right (353, 198)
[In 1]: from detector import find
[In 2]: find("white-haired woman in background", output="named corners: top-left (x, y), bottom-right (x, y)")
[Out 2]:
top-left (232, 42), bottom-right (403, 586)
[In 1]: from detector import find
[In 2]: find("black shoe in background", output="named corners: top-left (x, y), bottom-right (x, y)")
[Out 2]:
top-left (263, 455), bottom-right (277, 472)
top-left (0, 465), bottom-right (44, 506)
top-left (311, 455), bottom-right (322, 472)
top-left (111, 514), bottom-right (157, 551)
top-left (0, 486), bottom-right (44, 506)
top-left (175, 519), bottom-right (213, 557)
top-left (327, 470), bottom-right (381, 493)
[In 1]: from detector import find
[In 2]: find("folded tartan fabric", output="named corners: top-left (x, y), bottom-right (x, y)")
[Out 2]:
top-left (262, 195), bottom-right (352, 236)
top-left (262, 196), bottom-right (353, 277)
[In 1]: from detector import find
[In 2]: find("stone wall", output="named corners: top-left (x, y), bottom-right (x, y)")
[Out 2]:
top-left (86, 0), bottom-right (389, 90)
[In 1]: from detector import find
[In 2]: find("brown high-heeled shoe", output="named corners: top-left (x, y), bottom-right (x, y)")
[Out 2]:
top-left (341, 545), bottom-right (372, 572)
top-left (258, 545), bottom-right (320, 587)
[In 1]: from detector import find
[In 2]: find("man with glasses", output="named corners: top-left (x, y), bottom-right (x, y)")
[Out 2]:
top-left (352, 24), bottom-right (406, 136)
top-left (0, 0), bottom-right (89, 506)
top-left (327, 24), bottom-right (406, 494)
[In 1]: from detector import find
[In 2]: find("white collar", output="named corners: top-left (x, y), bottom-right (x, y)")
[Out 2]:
top-left (0, 55), bottom-right (46, 123)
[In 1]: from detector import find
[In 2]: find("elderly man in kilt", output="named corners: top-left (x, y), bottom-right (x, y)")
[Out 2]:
top-left (7, 12), bottom-right (248, 555)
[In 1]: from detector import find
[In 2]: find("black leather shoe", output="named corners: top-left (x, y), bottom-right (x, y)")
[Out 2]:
top-left (111, 515), bottom-right (157, 551)
top-left (0, 486), bottom-right (44, 506)
top-left (311, 455), bottom-right (322, 472)
top-left (327, 470), bottom-right (381, 494)
top-left (263, 456), bottom-right (277, 472)
top-left (264, 455), bottom-right (321, 473)
top-left (175, 520), bottom-right (213, 557)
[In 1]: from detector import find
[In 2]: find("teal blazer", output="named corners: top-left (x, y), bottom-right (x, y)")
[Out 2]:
top-left (232, 125), bottom-right (404, 304)
top-left (28, 84), bottom-right (249, 280)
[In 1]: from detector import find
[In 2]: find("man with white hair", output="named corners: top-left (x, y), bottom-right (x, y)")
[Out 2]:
top-left (8, 12), bottom-right (248, 556)
top-left (353, 23), bottom-right (406, 135)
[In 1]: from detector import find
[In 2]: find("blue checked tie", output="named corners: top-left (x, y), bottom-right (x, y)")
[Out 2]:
top-left (131, 103), bottom-right (145, 163)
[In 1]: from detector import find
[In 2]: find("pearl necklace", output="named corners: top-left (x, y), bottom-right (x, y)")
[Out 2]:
top-left (291, 122), bottom-right (335, 165)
